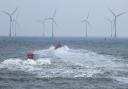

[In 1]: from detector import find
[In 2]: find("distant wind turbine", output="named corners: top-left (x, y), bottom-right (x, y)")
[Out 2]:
top-left (107, 18), bottom-right (113, 38)
top-left (1, 8), bottom-right (17, 37)
top-left (46, 10), bottom-right (58, 38)
top-left (38, 19), bottom-right (46, 37)
top-left (108, 9), bottom-right (126, 38)
top-left (81, 12), bottom-right (90, 38)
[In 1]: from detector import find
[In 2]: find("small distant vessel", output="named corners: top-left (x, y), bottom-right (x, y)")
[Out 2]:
top-left (54, 42), bottom-right (63, 50)
top-left (27, 51), bottom-right (34, 60)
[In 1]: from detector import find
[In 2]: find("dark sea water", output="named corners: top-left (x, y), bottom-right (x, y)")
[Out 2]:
top-left (0, 37), bottom-right (128, 89)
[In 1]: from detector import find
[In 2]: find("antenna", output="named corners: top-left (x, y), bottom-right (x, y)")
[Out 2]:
top-left (108, 8), bottom-right (127, 38)
top-left (1, 8), bottom-right (17, 37)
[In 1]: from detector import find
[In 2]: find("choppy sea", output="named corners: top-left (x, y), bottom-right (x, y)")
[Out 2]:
top-left (0, 37), bottom-right (128, 89)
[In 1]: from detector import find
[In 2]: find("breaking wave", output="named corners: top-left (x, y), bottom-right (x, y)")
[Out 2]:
top-left (0, 45), bottom-right (128, 83)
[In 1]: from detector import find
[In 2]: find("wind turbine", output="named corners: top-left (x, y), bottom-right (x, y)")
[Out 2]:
top-left (107, 18), bottom-right (113, 38)
top-left (1, 8), bottom-right (17, 37)
top-left (108, 9), bottom-right (126, 38)
top-left (81, 12), bottom-right (90, 38)
top-left (46, 10), bottom-right (58, 38)
top-left (38, 18), bottom-right (46, 37)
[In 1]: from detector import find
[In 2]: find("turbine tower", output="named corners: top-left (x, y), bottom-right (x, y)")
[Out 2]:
top-left (81, 12), bottom-right (90, 38)
top-left (109, 9), bottom-right (126, 38)
top-left (1, 8), bottom-right (17, 37)
top-left (107, 18), bottom-right (113, 38)
top-left (38, 19), bottom-right (46, 37)
top-left (46, 10), bottom-right (58, 38)
top-left (13, 19), bottom-right (17, 37)
top-left (13, 12), bottom-right (19, 37)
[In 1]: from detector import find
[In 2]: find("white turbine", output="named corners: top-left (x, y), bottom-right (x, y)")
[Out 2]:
top-left (108, 9), bottom-right (126, 38)
top-left (107, 18), bottom-right (113, 38)
top-left (81, 12), bottom-right (90, 38)
top-left (46, 10), bottom-right (58, 38)
top-left (1, 8), bottom-right (17, 37)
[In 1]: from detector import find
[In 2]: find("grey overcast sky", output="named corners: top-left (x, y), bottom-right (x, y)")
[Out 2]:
top-left (0, 0), bottom-right (128, 37)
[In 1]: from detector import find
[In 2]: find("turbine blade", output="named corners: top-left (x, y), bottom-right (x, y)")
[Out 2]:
top-left (108, 8), bottom-right (116, 16)
top-left (45, 18), bottom-right (52, 20)
top-left (117, 12), bottom-right (127, 17)
top-left (106, 18), bottom-right (112, 23)
top-left (52, 10), bottom-right (56, 18)
top-left (86, 20), bottom-right (90, 25)
top-left (13, 11), bottom-right (19, 24)
top-left (81, 20), bottom-right (83, 23)
top-left (81, 19), bottom-right (85, 23)
top-left (53, 20), bottom-right (59, 27)
top-left (43, 18), bottom-right (46, 21)
top-left (11, 8), bottom-right (17, 15)
top-left (86, 12), bottom-right (90, 19)
top-left (37, 20), bottom-right (43, 23)
top-left (82, 19), bottom-right (90, 25)
top-left (16, 11), bottom-right (19, 20)
top-left (1, 11), bottom-right (10, 16)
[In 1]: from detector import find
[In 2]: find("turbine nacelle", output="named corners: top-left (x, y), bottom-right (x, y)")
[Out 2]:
top-left (108, 8), bottom-right (127, 17)
top-left (81, 12), bottom-right (90, 25)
